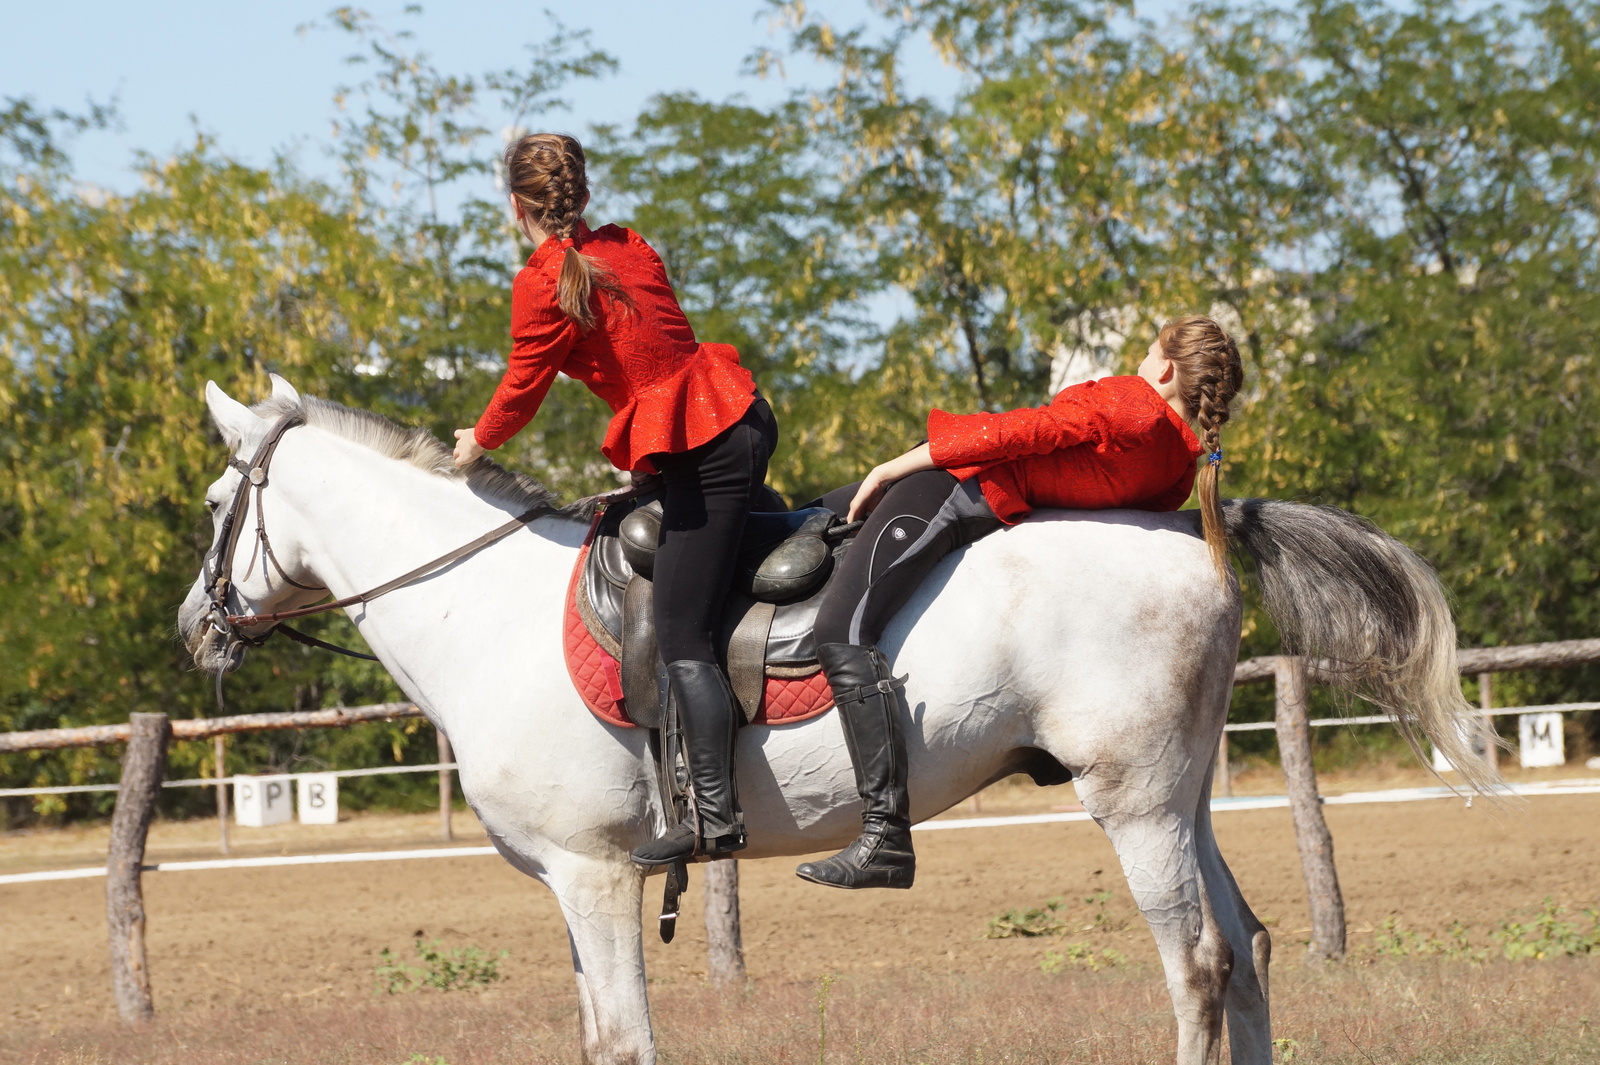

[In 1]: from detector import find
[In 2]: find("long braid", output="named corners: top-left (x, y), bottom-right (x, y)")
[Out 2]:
top-left (502, 133), bottom-right (629, 330)
top-left (1160, 316), bottom-right (1244, 580)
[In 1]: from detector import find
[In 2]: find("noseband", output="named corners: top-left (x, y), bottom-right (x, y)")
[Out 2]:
top-left (202, 412), bottom-right (553, 682)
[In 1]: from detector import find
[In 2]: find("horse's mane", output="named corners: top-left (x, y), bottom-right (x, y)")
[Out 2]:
top-left (253, 393), bottom-right (588, 521)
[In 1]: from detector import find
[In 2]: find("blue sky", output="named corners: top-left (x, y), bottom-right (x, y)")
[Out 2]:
top-left (2, 1), bottom-right (959, 192)
top-left (5, 1), bottom-right (1191, 194)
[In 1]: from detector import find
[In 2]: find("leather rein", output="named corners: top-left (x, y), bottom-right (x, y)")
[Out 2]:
top-left (203, 412), bottom-right (547, 672)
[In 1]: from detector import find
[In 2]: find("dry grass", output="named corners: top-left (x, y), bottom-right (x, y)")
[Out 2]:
top-left (9, 957), bottom-right (1596, 1065)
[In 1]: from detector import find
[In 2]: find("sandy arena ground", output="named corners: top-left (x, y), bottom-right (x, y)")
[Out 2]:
top-left (3, 766), bottom-right (1598, 1044)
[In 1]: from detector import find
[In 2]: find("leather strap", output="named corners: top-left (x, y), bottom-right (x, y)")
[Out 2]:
top-left (227, 505), bottom-right (545, 627)
top-left (620, 575), bottom-right (661, 729)
top-left (206, 412), bottom-right (306, 608)
top-left (277, 623), bottom-right (379, 661)
top-left (725, 599), bottom-right (776, 724)
top-left (833, 673), bottom-right (908, 709)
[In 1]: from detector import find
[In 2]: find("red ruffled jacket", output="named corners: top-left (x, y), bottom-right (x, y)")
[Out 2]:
top-left (927, 375), bottom-right (1202, 524)
top-left (473, 221), bottom-right (756, 473)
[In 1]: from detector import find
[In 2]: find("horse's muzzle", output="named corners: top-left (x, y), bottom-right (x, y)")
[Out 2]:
top-left (186, 609), bottom-right (247, 675)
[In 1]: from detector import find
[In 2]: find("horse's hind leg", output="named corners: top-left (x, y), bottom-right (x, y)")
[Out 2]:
top-left (1196, 788), bottom-right (1273, 1065)
top-left (1078, 780), bottom-right (1232, 1065)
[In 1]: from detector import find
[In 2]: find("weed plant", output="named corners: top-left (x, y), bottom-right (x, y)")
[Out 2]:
top-left (375, 939), bottom-right (506, 994)
top-left (989, 891), bottom-right (1134, 973)
top-left (1370, 898), bottom-right (1600, 962)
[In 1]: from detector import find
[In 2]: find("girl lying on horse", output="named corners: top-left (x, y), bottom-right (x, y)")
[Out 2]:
top-left (797, 316), bottom-right (1245, 890)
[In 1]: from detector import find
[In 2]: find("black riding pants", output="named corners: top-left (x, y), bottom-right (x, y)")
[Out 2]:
top-left (812, 469), bottom-right (1002, 649)
top-left (650, 397), bottom-right (780, 665)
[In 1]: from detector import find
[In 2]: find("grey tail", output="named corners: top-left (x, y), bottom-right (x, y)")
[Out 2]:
top-left (1222, 499), bottom-right (1500, 795)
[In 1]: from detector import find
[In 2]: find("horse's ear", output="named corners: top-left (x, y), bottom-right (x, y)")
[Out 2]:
top-left (205, 381), bottom-right (263, 450)
top-left (269, 374), bottom-right (301, 404)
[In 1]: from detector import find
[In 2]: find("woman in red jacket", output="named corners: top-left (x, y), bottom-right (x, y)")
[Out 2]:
top-left (794, 316), bottom-right (1245, 890)
top-left (451, 133), bottom-right (773, 866)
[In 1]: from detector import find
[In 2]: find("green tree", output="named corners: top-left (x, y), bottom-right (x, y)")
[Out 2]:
top-left (0, 11), bottom-right (617, 818)
top-left (1265, 0), bottom-right (1600, 670)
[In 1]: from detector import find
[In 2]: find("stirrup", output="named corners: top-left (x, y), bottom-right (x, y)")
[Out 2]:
top-left (632, 821), bottom-right (747, 868)
top-left (632, 822), bottom-right (696, 868)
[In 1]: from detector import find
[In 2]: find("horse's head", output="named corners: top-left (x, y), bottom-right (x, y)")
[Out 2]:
top-left (178, 375), bottom-right (332, 674)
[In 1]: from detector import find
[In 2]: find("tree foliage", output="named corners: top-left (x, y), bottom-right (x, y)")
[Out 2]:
top-left (3, 0), bottom-right (1596, 818)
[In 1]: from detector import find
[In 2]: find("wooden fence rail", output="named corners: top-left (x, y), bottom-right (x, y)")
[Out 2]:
top-left (10, 639), bottom-right (1597, 756)
top-left (0, 702), bottom-right (421, 753)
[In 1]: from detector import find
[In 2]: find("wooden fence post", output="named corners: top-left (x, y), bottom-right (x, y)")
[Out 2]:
top-left (1215, 730), bottom-right (1232, 798)
top-left (1274, 656), bottom-right (1346, 961)
top-left (1479, 672), bottom-right (1497, 771)
top-left (107, 712), bottom-right (170, 1023)
top-left (213, 733), bottom-right (229, 855)
top-left (702, 859), bottom-right (747, 985)
top-left (437, 729), bottom-right (453, 842)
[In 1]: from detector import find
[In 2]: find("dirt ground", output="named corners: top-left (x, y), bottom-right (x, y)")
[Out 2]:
top-left (3, 770), bottom-right (1598, 1056)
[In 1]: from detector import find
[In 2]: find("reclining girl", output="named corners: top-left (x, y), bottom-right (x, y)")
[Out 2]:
top-left (796, 316), bottom-right (1245, 890)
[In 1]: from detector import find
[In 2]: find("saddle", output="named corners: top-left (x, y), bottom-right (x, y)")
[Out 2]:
top-left (577, 496), bottom-right (850, 728)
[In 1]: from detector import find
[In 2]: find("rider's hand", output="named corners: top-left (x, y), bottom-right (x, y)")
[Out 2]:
top-left (453, 428), bottom-right (486, 468)
top-left (847, 467), bottom-right (892, 523)
top-left (846, 442), bottom-right (939, 522)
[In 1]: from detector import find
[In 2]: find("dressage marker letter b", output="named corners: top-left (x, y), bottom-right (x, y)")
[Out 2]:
top-left (296, 773), bottom-right (340, 825)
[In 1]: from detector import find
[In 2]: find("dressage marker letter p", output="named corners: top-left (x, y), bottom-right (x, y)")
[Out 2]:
top-left (233, 773), bottom-right (294, 827)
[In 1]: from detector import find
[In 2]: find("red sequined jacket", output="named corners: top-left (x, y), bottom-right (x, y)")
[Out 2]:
top-left (927, 375), bottom-right (1202, 524)
top-left (472, 221), bottom-right (756, 473)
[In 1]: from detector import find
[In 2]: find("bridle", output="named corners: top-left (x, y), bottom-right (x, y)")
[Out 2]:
top-left (202, 412), bottom-right (551, 700)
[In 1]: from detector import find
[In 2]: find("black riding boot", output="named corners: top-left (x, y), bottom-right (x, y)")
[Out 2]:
top-left (794, 642), bottom-right (915, 889)
top-left (631, 660), bottom-right (748, 867)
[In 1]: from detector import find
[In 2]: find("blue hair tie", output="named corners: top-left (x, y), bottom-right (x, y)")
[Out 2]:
top-left (1207, 449), bottom-right (1223, 466)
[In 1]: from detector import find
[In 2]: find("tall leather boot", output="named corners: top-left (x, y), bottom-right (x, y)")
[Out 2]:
top-left (631, 660), bottom-right (748, 867)
top-left (794, 642), bottom-right (915, 889)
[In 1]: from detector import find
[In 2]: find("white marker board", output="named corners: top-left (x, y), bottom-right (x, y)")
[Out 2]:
top-left (1518, 712), bottom-right (1565, 768)
top-left (296, 774), bottom-right (339, 824)
top-left (234, 774), bottom-right (292, 827)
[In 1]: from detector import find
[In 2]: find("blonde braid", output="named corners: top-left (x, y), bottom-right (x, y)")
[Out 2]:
top-left (503, 133), bottom-right (628, 330)
top-left (1159, 316), bottom-right (1245, 579)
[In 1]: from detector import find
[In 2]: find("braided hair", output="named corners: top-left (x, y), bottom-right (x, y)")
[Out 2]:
top-left (502, 133), bottom-right (628, 330)
top-left (1158, 315), bottom-right (1245, 579)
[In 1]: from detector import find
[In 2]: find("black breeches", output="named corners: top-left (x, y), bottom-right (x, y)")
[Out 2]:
top-left (650, 397), bottom-right (780, 665)
top-left (812, 469), bottom-right (1002, 649)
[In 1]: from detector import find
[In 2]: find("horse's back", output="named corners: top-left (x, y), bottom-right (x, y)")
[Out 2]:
top-left (884, 508), bottom-right (1241, 760)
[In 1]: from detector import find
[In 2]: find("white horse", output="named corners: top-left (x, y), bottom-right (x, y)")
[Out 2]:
top-left (179, 378), bottom-right (1494, 1065)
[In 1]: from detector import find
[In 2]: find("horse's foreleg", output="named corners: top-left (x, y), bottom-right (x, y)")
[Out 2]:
top-left (1079, 783), bottom-right (1231, 1065)
top-left (1195, 786), bottom-right (1273, 1065)
top-left (548, 855), bottom-right (656, 1065)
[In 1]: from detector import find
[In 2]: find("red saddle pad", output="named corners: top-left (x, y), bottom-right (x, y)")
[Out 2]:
top-left (563, 541), bottom-right (834, 729)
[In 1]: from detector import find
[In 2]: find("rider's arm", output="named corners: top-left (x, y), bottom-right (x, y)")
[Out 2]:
top-left (471, 266), bottom-right (581, 451)
top-left (926, 378), bottom-right (1157, 468)
top-left (846, 442), bottom-right (935, 522)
